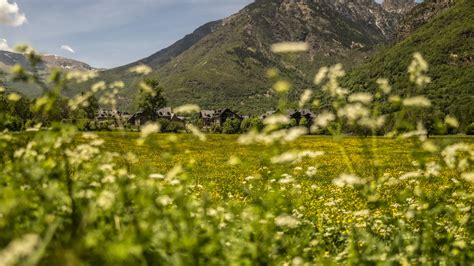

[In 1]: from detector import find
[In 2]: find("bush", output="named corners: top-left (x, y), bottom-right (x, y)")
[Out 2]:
top-left (240, 117), bottom-right (264, 132)
top-left (166, 121), bottom-right (185, 133)
top-left (466, 123), bottom-right (474, 135)
top-left (222, 118), bottom-right (241, 134)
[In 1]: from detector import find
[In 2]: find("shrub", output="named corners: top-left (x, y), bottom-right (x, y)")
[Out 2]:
top-left (222, 118), bottom-right (241, 134)
top-left (240, 117), bottom-right (264, 132)
top-left (466, 123), bottom-right (474, 135)
top-left (166, 121), bottom-right (185, 133)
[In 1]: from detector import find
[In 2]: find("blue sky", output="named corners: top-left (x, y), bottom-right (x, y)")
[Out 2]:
top-left (1, 0), bottom-right (408, 69)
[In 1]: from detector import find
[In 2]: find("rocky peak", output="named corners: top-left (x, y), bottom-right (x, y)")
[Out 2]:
top-left (382, 0), bottom-right (416, 14)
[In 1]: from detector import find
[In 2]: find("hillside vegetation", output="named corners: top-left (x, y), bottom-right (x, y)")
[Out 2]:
top-left (81, 0), bottom-right (404, 113)
top-left (344, 0), bottom-right (473, 129)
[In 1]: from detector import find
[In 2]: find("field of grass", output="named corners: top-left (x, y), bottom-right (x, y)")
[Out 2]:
top-left (85, 133), bottom-right (474, 218)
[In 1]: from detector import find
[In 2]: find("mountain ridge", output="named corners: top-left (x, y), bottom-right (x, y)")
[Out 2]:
top-left (90, 0), bottom-right (415, 113)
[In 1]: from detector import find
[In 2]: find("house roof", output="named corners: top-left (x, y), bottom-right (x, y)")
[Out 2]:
top-left (200, 110), bottom-right (215, 118)
top-left (157, 107), bottom-right (172, 116)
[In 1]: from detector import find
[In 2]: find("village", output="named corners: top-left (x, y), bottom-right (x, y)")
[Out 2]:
top-left (94, 107), bottom-right (317, 133)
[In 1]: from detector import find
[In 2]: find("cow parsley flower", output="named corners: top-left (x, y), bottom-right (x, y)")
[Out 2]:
top-left (461, 172), bottom-right (474, 183)
top-left (402, 96), bottom-right (432, 108)
top-left (408, 52), bottom-right (431, 87)
top-left (174, 104), bottom-right (200, 114)
top-left (445, 115), bottom-right (459, 128)
top-left (263, 114), bottom-right (290, 126)
top-left (129, 64), bottom-right (152, 75)
top-left (348, 92), bottom-right (373, 104)
top-left (333, 174), bottom-right (364, 187)
top-left (140, 123), bottom-right (160, 139)
top-left (275, 214), bottom-right (300, 228)
top-left (299, 89), bottom-right (313, 108)
top-left (313, 111), bottom-right (335, 129)
top-left (271, 42), bottom-right (309, 53)
top-left (186, 124), bottom-right (206, 141)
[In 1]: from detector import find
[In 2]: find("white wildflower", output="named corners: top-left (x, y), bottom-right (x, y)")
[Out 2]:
top-left (445, 115), bottom-right (459, 128)
top-left (337, 103), bottom-right (370, 122)
top-left (139, 81), bottom-right (155, 96)
top-left (110, 81), bottom-right (125, 89)
top-left (66, 71), bottom-right (98, 83)
top-left (376, 78), bottom-right (391, 94)
top-left (174, 104), bottom-right (200, 114)
top-left (291, 257), bottom-right (304, 266)
top-left (149, 173), bottom-right (165, 179)
top-left (425, 162), bottom-right (441, 177)
top-left (461, 172), bottom-right (474, 183)
top-left (275, 214), bottom-right (300, 228)
top-left (402, 96), bottom-right (432, 108)
top-left (91, 81), bottom-right (106, 92)
top-left (408, 52), bottom-right (431, 87)
top-left (313, 111), bottom-right (335, 129)
top-left (422, 141), bottom-right (438, 153)
top-left (166, 165), bottom-right (183, 180)
top-left (245, 176), bottom-right (256, 181)
top-left (314, 66), bottom-right (329, 85)
top-left (271, 42), bottom-right (309, 53)
top-left (401, 122), bottom-right (428, 141)
top-left (399, 171), bottom-right (422, 180)
top-left (358, 116), bottom-right (386, 129)
top-left (279, 174), bottom-right (294, 184)
top-left (140, 123), bottom-right (160, 139)
top-left (305, 166), bottom-right (317, 177)
top-left (273, 81), bottom-right (291, 94)
top-left (186, 124), bottom-right (206, 141)
top-left (157, 195), bottom-right (173, 206)
top-left (97, 191), bottom-right (115, 210)
top-left (271, 150), bottom-right (324, 164)
top-left (353, 210), bottom-right (370, 217)
top-left (388, 95), bottom-right (401, 103)
top-left (7, 93), bottom-right (21, 102)
top-left (263, 114), bottom-right (290, 126)
top-left (129, 64), bottom-right (152, 75)
top-left (348, 92), bottom-right (373, 104)
top-left (0, 234), bottom-right (40, 266)
top-left (283, 127), bottom-right (308, 142)
top-left (441, 143), bottom-right (473, 170)
top-left (299, 89), bottom-right (313, 108)
top-left (333, 174), bottom-right (364, 187)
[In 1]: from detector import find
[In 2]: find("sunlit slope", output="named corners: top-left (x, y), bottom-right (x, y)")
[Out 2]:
top-left (93, 0), bottom-right (403, 113)
top-left (344, 0), bottom-right (474, 128)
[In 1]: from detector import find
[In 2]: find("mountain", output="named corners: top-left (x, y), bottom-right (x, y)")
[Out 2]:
top-left (87, 0), bottom-right (415, 113)
top-left (0, 50), bottom-right (98, 97)
top-left (344, 0), bottom-right (473, 129)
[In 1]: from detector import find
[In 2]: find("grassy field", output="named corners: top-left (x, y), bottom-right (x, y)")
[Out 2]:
top-left (83, 133), bottom-right (474, 217)
top-left (3, 130), bottom-right (473, 264)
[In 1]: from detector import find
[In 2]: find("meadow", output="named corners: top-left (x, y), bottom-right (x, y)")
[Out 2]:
top-left (1, 48), bottom-right (473, 265)
top-left (91, 132), bottom-right (473, 206)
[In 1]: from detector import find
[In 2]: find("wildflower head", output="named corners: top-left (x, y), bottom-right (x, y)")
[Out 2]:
top-left (271, 42), bottom-right (309, 53)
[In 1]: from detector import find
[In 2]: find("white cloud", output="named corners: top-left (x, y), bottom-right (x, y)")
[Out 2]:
top-left (0, 0), bottom-right (27, 27)
top-left (61, 44), bottom-right (75, 53)
top-left (0, 38), bottom-right (12, 51)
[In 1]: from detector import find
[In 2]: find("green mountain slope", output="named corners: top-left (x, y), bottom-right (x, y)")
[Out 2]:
top-left (90, 0), bottom-right (410, 113)
top-left (344, 0), bottom-right (474, 128)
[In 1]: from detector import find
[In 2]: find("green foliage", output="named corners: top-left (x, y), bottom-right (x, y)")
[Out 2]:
top-left (138, 78), bottom-right (167, 116)
top-left (240, 117), bottom-right (264, 132)
top-left (165, 121), bottom-right (185, 133)
top-left (222, 118), bottom-right (241, 134)
top-left (466, 123), bottom-right (474, 135)
top-left (299, 117), bottom-right (309, 128)
top-left (343, 0), bottom-right (474, 129)
top-left (82, 95), bottom-right (100, 119)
